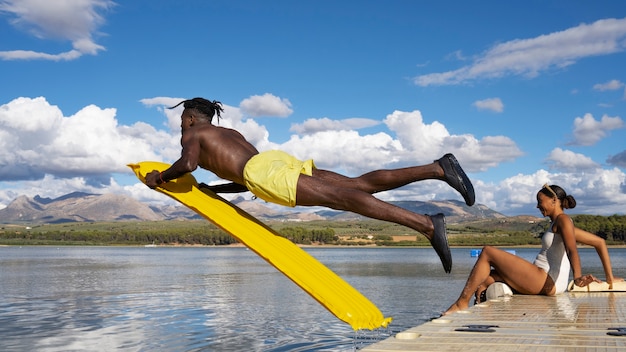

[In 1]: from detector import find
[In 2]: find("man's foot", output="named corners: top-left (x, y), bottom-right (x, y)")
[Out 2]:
top-left (436, 153), bottom-right (475, 206)
top-left (429, 213), bottom-right (452, 273)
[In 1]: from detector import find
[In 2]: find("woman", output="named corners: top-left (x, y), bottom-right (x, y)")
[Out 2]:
top-left (443, 184), bottom-right (607, 315)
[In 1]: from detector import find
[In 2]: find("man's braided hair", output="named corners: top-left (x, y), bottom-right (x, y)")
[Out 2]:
top-left (169, 97), bottom-right (224, 124)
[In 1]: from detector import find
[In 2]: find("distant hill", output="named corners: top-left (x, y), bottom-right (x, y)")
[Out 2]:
top-left (0, 192), bottom-right (508, 224)
top-left (0, 193), bottom-right (163, 223)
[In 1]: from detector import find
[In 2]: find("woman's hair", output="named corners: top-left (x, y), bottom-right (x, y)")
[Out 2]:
top-left (539, 184), bottom-right (577, 209)
top-left (168, 97), bottom-right (224, 124)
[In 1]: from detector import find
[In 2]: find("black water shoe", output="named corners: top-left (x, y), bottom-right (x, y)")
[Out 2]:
top-left (436, 153), bottom-right (475, 206)
top-left (430, 213), bottom-right (452, 273)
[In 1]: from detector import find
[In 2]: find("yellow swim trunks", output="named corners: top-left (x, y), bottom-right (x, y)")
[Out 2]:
top-left (243, 150), bottom-right (316, 207)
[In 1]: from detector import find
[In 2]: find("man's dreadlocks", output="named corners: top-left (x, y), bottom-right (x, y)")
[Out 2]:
top-left (169, 97), bottom-right (224, 124)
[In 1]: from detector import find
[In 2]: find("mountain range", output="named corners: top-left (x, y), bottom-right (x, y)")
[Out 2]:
top-left (0, 192), bottom-right (506, 224)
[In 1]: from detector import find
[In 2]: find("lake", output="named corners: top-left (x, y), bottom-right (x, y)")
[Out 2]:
top-left (0, 246), bottom-right (623, 351)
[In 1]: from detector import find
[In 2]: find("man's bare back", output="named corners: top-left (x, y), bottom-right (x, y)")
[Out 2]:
top-left (192, 124), bottom-right (258, 185)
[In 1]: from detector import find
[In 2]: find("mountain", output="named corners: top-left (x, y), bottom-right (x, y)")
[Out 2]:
top-left (0, 193), bottom-right (163, 223)
top-left (0, 192), bottom-right (506, 224)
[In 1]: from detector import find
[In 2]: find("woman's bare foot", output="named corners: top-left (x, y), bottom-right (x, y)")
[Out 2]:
top-left (443, 301), bottom-right (468, 316)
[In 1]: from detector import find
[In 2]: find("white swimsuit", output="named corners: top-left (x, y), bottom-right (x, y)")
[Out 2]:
top-left (533, 224), bottom-right (571, 294)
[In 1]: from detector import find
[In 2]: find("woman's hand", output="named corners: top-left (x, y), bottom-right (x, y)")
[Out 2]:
top-left (574, 274), bottom-right (601, 287)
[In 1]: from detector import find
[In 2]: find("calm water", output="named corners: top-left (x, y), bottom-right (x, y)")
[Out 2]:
top-left (0, 246), bottom-right (623, 351)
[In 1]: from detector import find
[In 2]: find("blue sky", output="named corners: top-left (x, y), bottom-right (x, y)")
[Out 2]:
top-left (1, 0), bottom-right (625, 216)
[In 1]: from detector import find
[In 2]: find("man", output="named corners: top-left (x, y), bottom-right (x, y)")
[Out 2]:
top-left (145, 97), bottom-right (475, 273)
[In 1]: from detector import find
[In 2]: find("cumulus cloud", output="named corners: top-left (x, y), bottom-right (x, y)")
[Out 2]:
top-left (290, 117), bottom-right (380, 134)
top-left (570, 113), bottom-right (624, 146)
top-left (414, 17), bottom-right (626, 86)
top-left (545, 148), bottom-right (600, 172)
top-left (383, 110), bottom-right (449, 155)
top-left (481, 167), bottom-right (626, 215)
top-left (3, 95), bottom-right (624, 216)
top-left (607, 150), bottom-right (626, 168)
top-left (282, 130), bottom-right (402, 174)
top-left (0, 0), bottom-right (114, 61)
top-left (280, 110), bottom-right (522, 179)
top-left (473, 98), bottom-right (504, 113)
top-left (239, 93), bottom-right (293, 117)
top-left (384, 110), bottom-right (522, 172)
top-left (0, 97), bottom-right (169, 181)
top-left (593, 79), bottom-right (625, 91)
top-left (139, 96), bottom-right (186, 132)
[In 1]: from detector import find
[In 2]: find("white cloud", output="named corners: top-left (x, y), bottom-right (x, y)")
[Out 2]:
top-left (479, 167), bottom-right (626, 215)
top-left (239, 93), bottom-right (293, 117)
top-left (383, 110), bottom-right (449, 156)
top-left (456, 135), bottom-right (524, 171)
top-left (290, 117), bottom-right (380, 134)
top-left (0, 97), bottom-right (169, 182)
top-left (384, 110), bottom-right (522, 172)
top-left (570, 113), bottom-right (624, 146)
top-left (593, 79), bottom-right (624, 91)
top-left (140, 96), bottom-right (186, 132)
top-left (282, 130), bottom-right (402, 174)
top-left (3, 96), bottom-right (624, 216)
top-left (473, 98), bottom-right (504, 113)
top-left (545, 148), bottom-right (600, 172)
top-left (0, 0), bottom-right (114, 61)
top-left (414, 17), bottom-right (626, 86)
top-left (279, 110), bottom-right (522, 177)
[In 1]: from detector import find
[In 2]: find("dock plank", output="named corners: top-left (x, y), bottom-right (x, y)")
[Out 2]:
top-left (363, 293), bottom-right (626, 351)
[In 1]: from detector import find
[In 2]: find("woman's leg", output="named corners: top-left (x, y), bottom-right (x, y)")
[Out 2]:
top-left (444, 246), bottom-right (552, 315)
top-left (474, 273), bottom-right (496, 303)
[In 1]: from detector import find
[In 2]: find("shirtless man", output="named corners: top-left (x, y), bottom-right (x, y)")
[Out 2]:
top-left (145, 97), bottom-right (475, 273)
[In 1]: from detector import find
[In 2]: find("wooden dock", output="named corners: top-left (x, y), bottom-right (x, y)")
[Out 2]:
top-left (363, 292), bottom-right (626, 351)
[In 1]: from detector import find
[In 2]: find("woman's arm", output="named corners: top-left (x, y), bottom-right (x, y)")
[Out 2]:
top-left (574, 227), bottom-right (622, 288)
top-left (559, 215), bottom-right (583, 279)
top-left (558, 215), bottom-right (599, 287)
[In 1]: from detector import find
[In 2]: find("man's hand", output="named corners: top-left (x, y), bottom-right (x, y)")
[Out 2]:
top-left (145, 170), bottom-right (162, 189)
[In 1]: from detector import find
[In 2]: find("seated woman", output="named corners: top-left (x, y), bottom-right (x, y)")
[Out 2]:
top-left (443, 184), bottom-right (621, 315)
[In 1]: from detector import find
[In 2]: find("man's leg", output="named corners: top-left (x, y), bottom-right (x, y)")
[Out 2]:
top-left (312, 154), bottom-right (474, 206)
top-left (295, 175), bottom-right (452, 272)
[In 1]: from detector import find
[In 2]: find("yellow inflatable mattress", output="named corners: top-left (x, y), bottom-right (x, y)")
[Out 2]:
top-left (129, 161), bottom-right (392, 330)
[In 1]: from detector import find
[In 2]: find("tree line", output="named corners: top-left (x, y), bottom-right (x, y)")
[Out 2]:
top-left (0, 224), bottom-right (338, 246)
top-left (572, 214), bottom-right (626, 242)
